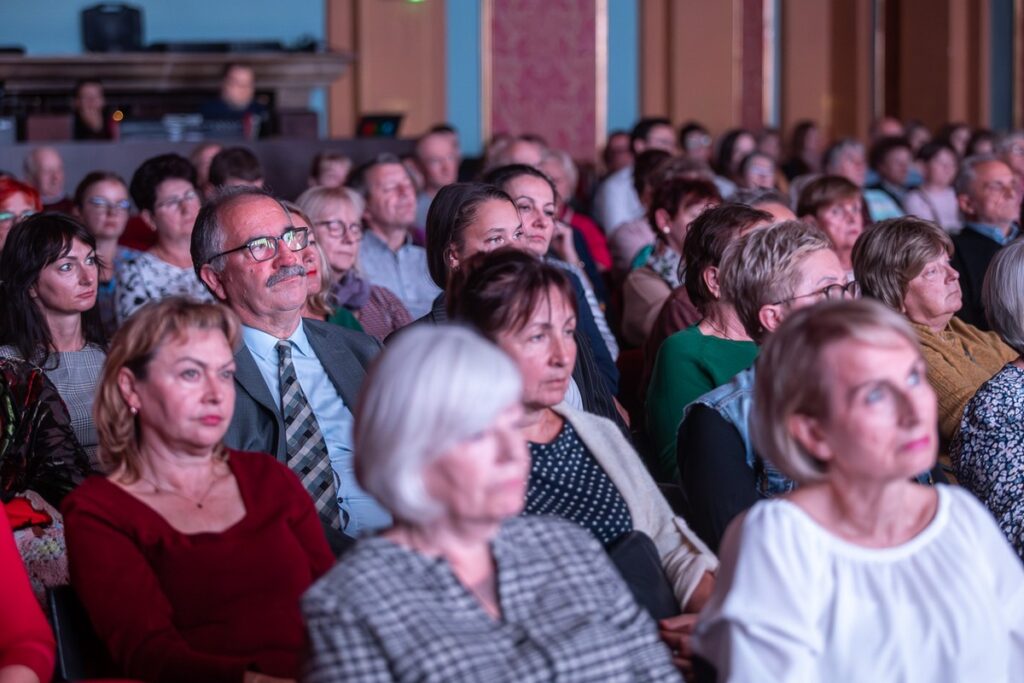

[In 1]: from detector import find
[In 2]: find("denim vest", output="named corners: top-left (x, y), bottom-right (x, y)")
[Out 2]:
top-left (681, 367), bottom-right (795, 498)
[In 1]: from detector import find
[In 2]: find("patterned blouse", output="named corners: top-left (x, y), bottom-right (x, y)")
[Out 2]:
top-left (302, 516), bottom-right (681, 682)
top-left (527, 421), bottom-right (633, 546)
top-left (951, 363), bottom-right (1024, 558)
top-left (115, 251), bottom-right (213, 323)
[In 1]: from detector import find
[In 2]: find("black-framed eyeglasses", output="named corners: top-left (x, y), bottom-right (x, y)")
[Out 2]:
top-left (314, 219), bottom-right (363, 239)
top-left (207, 227), bottom-right (310, 264)
top-left (87, 197), bottom-right (132, 213)
top-left (0, 209), bottom-right (36, 224)
top-left (772, 280), bottom-right (859, 306)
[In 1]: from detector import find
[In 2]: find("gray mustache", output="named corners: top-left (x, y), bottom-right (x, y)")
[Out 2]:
top-left (266, 265), bottom-right (306, 287)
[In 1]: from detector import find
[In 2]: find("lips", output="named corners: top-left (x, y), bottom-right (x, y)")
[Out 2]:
top-left (900, 435), bottom-right (931, 453)
top-left (199, 415), bottom-right (224, 426)
top-left (76, 290), bottom-right (97, 300)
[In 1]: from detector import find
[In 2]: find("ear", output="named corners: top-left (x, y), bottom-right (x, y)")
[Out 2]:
top-left (117, 366), bottom-right (142, 414)
top-left (787, 413), bottom-right (834, 464)
top-left (802, 213), bottom-right (820, 228)
top-left (758, 303), bottom-right (785, 336)
top-left (957, 193), bottom-right (975, 217)
top-left (199, 263), bottom-right (228, 302)
top-left (702, 265), bottom-right (721, 300)
top-left (654, 208), bottom-right (672, 234)
top-left (446, 244), bottom-right (460, 272)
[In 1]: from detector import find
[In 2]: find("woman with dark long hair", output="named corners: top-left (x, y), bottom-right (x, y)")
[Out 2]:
top-left (0, 213), bottom-right (107, 463)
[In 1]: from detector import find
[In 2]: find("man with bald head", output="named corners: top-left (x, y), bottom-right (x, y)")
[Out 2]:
top-left (192, 187), bottom-right (386, 549)
top-left (24, 146), bottom-right (72, 212)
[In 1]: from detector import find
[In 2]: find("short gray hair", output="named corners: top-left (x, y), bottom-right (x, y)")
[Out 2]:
top-left (540, 149), bottom-right (579, 191)
top-left (983, 240), bottom-right (1024, 354)
top-left (190, 185), bottom-right (280, 282)
top-left (995, 130), bottom-right (1024, 155)
top-left (954, 153), bottom-right (1001, 196)
top-left (751, 299), bottom-right (923, 484)
top-left (720, 220), bottom-right (835, 343)
top-left (354, 325), bottom-right (523, 524)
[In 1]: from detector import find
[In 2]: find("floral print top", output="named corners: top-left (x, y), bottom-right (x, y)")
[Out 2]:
top-left (951, 363), bottom-right (1024, 559)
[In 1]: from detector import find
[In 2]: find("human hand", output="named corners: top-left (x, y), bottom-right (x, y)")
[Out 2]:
top-left (658, 613), bottom-right (698, 680)
top-left (0, 664), bottom-right (41, 683)
top-left (550, 220), bottom-right (580, 265)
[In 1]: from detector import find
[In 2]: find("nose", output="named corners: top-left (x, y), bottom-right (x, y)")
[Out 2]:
top-left (894, 387), bottom-right (923, 428)
top-left (202, 371), bottom-right (225, 403)
top-left (944, 262), bottom-right (959, 282)
top-left (549, 333), bottom-right (570, 367)
top-left (275, 241), bottom-right (301, 267)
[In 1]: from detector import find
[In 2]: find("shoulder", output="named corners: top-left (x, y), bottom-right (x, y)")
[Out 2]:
top-left (304, 318), bottom-right (382, 359)
top-left (554, 404), bottom-right (625, 442)
top-left (499, 515), bottom-right (607, 565)
top-left (61, 475), bottom-right (119, 521)
top-left (228, 449), bottom-right (309, 497)
top-left (303, 538), bottom-right (417, 619)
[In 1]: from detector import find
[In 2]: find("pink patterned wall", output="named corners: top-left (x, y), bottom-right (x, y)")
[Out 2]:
top-left (489, 0), bottom-right (598, 160)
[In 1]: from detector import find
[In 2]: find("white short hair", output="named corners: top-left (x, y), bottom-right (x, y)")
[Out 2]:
top-left (354, 325), bottom-right (523, 524)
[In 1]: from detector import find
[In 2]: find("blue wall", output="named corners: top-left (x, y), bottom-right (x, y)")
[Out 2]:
top-left (445, 1), bottom-right (484, 156)
top-left (607, 0), bottom-right (639, 135)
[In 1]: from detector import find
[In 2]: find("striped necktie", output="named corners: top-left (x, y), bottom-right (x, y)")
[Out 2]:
top-left (276, 340), bottom-right (339, 528)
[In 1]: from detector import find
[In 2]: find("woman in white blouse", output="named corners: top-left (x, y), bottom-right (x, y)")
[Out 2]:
top-left (693, 298), bottom-right (1024, 682)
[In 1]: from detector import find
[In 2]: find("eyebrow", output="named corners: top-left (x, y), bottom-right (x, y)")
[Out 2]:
top-left (175, 357), bottom-right (236, 369)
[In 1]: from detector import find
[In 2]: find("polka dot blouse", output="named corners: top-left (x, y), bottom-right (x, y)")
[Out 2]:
top-left (525, 420), bottom-right (634, 546)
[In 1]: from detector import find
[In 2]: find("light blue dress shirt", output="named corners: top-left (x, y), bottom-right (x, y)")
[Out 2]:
top-left (241, 323), bottom-right (392, 536)
top-left (963, 221), bottom-right (1021, 246)
top-left (359, 231), bottom-right (440, 319)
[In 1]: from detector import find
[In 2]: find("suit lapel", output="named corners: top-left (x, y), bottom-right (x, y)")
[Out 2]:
top-left (234, 345), bottom-right (281, 417)
top-left (302, 320), bottom-right (364, 409)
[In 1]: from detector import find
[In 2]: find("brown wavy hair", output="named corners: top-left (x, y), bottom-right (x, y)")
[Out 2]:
top-left (94, 297), bottom-right (241, 481)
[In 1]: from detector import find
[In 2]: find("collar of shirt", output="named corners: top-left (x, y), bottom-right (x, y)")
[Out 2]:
top-left (241, 321), bottom-right (314, 363)
top-left (362, 229), bottom-right (413, 254)
top-left (964, 221), bottom-right (1020, 246)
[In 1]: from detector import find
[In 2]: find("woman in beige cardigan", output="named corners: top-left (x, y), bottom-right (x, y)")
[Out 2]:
top-left (852, 216), bottom-right (1017, 446)
top-left (450, 248), bottom-right (717, 674)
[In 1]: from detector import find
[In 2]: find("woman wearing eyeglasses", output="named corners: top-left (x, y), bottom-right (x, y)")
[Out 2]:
top-left (0, 176), bottom-right (42, 253)
top-left (116, 154), bottom-right (214, 323)
top-left (73, 171), bottom-right (137, 335)
top-left (296, 186), bottom-right (411, 340)
top-left (797, 175), bottom-right (867, 276)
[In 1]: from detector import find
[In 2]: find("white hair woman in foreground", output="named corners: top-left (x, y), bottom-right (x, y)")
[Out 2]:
top-left (692, 298), bottom-right (1024, 682)
top-left (302, 325), bottom-right (681, 682)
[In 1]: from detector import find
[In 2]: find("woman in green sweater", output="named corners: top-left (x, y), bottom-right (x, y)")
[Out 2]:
top-left (646, 205), bottom-right (773, 481)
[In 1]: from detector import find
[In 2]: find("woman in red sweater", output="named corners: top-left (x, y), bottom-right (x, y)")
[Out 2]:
top-left (62, 298), bottom-right (334, 683)
top-left (0, 506), bottom-right (55, 683)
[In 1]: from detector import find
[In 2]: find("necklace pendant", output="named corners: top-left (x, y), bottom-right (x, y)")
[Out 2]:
top-left (197, 502), bottom-right (203, 509)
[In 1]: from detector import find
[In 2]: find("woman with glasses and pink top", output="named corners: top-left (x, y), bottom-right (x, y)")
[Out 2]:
top-left (297, 185), bottom-right (411, 340)
top-left (115, 154), bottom-right (214, 322)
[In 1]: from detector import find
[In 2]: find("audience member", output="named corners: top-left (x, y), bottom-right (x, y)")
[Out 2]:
top-left (346, 154), bottom-right (440, 318)
top-left (736, 152), bottom-right (777, 191)
top-left (646, 205), bottom-right (772, 481)
top-left (728, 187), bottom-right (796, 221)
top-left (797, 175), bottom-right (865, 274)
top-left (713, 128), bottom-right (756, 188)
top-left (952, 240), bottom-right (1024, 558)
top-left (0, 506), bottom-right (55, 683)
top-left (621, 177), bottom-right (721, 347)
top-left (307, 151), bottom-right (351, 190)
top-left (853, 217), bottom-right (1016, 446)
top-left (72, 171), bottom-right (135, 334)
top-left (190, 142), bottom-right (223, 201)
top-left (693, 299), bottom-right (1024, 681)
top-left (118, 153), bottom-right (213, 320)
top-left (968, 128), bottom-right (996, 157)
top-left (23, 147), bottom-right (71, 213)
top-left (905, 120), bottom-right (932, 154)
top-left (63, 298), bottom-right (332, 683)
top-left (0, 214), bottom-right (107, 464)
top-left (71, 78), bottom-right (111, 141)
top-left (303, 324), bottom-right (682, 681)
top-left (200, 63), bottom-right (270, 137)
top-left (676, 221), bottom-right (851, 551)
top-left (208, 146), bottom-right (264, 190)
top-left (867, 136), bottom-right (913, 209)
top-left (951, 155), bottom-right (1022, 329)
top-left (995, 130), bottom-right (1024, 194)
top-left (485, 164), bottom-right (620, 380)
top-left (413, 127), bottom-right (461, 226)
top-left (296, 185), bottom-right (412, 340)
top-left (449, 251), bottom-right (717, 613)
top-left (191, 187), bottom-right (386, 543)
top-left (823, 138), bottom-right (904, 221)
top-left (603, 129), bottom-right (634, 175)
top-left (607, 149), bottom-right (673, 272)
top-left (540, 148), bottom-right (613, 272)
top-left (755, 127), bottom-right (782, 161)
top-left (593, 117), bottom-right (677, 233)
top-left (780, 120), bottom-right (821, 180)
top-left (0, 177), bottom-right (42, 252)
top-left (903, 141), bottom-right (961, 232)
top-left (936, 121), bottom-right (972, 157)
top-left (483, 134), bottom-right (548, 172)
top-left (679, 122), bottom-right (714, 166)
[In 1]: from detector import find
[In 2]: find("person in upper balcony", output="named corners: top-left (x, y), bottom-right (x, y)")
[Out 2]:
top-left (72, 78), bottom-right (112, 141)
top-left (200, 63), bottom-right (271, 138)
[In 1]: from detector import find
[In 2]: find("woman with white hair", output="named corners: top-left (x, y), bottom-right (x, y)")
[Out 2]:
top-left (302, 325), bottom-right (681, 682)
top-left (296, 185), bottom-right (411, 340)
top-left (693, 299), bottom-right (1024, 681)
top-left (952, 240), bottom-right (1024, 558)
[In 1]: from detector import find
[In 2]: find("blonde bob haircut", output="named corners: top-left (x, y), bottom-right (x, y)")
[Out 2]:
top-left (719, 219), bottom-right (834, 343)
top-left (354, 325), bottom-right (523, 525)
top-left (851, 217), bottom-right (953, 311)
top-left (750, 298), bottom-right (923, 484)
top-left (94, 297), bottom-right (241, 481)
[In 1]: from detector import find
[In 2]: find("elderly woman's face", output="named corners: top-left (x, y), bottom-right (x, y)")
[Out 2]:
top-left (901, 252), bottom-right (961, 328)
top-left (799, 335), bottom-right (937, 484)
top-left (119, 327), bottom-right (236, 456)
top-left (422, 402), bottom-right (530, 523)
top-left (815, 197), bottom-right (863, 261)
top-left (506, 175), bottom-right (556, 257)
top-left (496, 287), bottom-right (577, 411)
top-left (310, 199), bottom-right (361, 275)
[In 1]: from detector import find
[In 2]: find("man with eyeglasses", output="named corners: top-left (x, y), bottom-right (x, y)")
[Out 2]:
top-left (951, 155), bottom-right (1023, 330)
top-left (192, 187), bottom-right (386, 553)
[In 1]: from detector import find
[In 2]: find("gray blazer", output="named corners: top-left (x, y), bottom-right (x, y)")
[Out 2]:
top-left (224, 318), bottom-right (382, 461)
